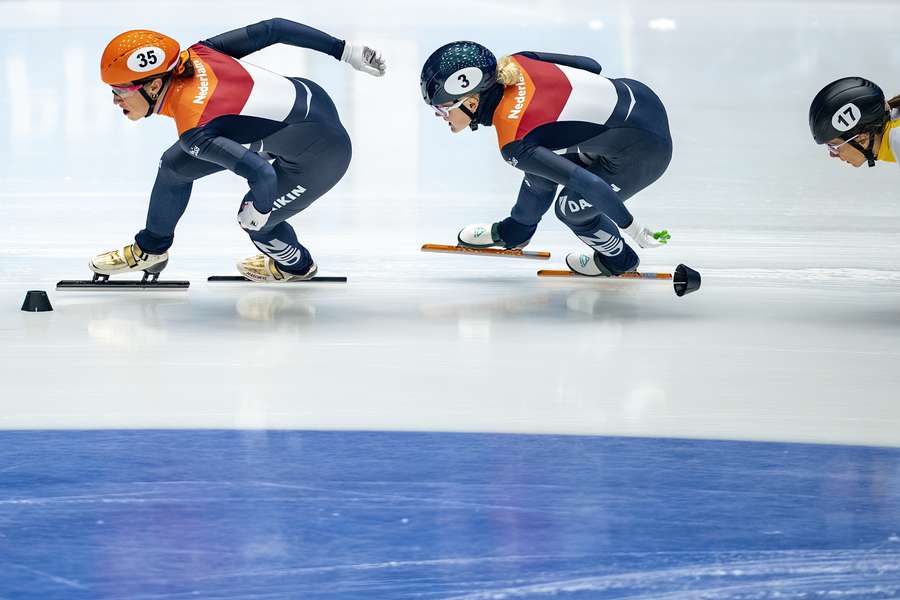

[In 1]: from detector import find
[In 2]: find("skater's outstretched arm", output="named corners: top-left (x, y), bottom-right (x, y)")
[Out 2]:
top-left (202, 18), bottom-right (385, 76)
top-left (514, 51), bottom-right (602, 74)
top-left (202, 18), bottom-right (346, 60)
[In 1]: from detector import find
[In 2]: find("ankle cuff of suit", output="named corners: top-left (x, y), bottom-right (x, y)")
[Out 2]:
top-left (134, 230), bottom-right (173, 255)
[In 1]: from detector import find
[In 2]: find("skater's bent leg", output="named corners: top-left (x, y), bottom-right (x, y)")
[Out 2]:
top-left (136, 143), bottom-right (226, 253)
top-left (248, 221), bottom-right (313, 274)
top-left (262, 123), bottom-right (351, 222)
top-left (549, 129), bottom-right (670, 275)
top-left (573, 128), bottom-right (673, 202)
top-left (497, 174), bottom-right (558, 246)
top-left (243, 124), bottom-right (352, 275)
top-left (555, 187), bottom-right (639, 274)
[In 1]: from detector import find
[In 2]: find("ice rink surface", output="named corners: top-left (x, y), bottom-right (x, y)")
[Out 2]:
top-left (1, 0), bottom-right (900, 597)
top-left (3, 431), bottom-right (900, 599)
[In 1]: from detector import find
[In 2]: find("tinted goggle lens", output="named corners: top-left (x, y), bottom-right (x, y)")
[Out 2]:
top-left (431, 97), bottom-right (467, 116)
top-left (826, 133), bottom-right (860, 152)
top-left (111, 84), bottom-right (142, 97)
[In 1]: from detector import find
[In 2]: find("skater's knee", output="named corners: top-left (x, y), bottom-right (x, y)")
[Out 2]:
top-left (339, 140), bottom-right (352, 175)
top-left (326, 130), bottom-right (352, 177)
top-left (554, 190), bottom-right (601, 228)
top-left (328, 148), bottom-right (351, 184)
top-left (278, 134), bottom-right (351, 190)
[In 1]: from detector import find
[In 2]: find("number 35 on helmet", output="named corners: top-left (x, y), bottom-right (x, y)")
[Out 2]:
top-left (100, 30), bottom-right (182, 85)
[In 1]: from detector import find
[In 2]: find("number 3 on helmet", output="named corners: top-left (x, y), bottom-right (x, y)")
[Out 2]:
top-left (100, 30), bottom-right (181, 85)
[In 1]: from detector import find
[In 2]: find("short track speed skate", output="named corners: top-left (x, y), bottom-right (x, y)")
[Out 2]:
top-left (421, 222), bottom-right (549, 260)
top-left (208, 254), bottom-right (347, 284)
top-left (421, 244), bottom-right (550, 260)
top-left (57, 243), bottom-right (189, 290)
top-left (538, 252), bottom-right (701, 297)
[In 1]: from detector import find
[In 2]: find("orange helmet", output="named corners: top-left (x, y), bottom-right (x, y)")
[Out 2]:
top-left (100, 30), bottom-right (181, 85)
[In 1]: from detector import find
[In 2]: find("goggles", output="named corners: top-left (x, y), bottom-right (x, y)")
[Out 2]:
top-left (827, 133), bottom-right (861, 156)
top-left (110, 83), bottom-right (143, 98)
top-left (431, 97), bottom-right (468, 117)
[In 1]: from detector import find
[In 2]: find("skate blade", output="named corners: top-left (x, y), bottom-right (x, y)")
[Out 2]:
top-left (421, 243), bottom-right (550, 260)
top-left (537, 269), bottom-right (672, 280)
top-left (207, 276), bottom-right (348, 283)
top-left (57, 280), bottom-right (189, 290)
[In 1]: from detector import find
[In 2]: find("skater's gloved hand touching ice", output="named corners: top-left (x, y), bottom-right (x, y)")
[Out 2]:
top-left (624, 220), bottom-right (670, 248)
top-left (237, 200), bottom-right (271, 231)
top-left (341, 42), bottom-right (386, 77)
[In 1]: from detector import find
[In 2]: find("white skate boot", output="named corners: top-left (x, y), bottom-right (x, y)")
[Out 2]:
top-left (565, 251), bottom-right (639, 277)
top-left (237, 254), bottom-right (318, 282)
top-left (458, 222), bottom-right (531, 249)
top-left (458, 223), bottom-right (501, 248)
top-left (89, 243), bottom-right (169, 282)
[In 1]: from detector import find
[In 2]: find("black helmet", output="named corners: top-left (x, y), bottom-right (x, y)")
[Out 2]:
top-left (809, 77), bottom-right (887, 144)
top-left (420, 41), bottom-right (497, 106)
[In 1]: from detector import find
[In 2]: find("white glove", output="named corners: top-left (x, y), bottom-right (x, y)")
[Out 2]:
top-left (341, 41), bottom-right (386, 77)
top-left (237, 200), bottom-right (270, 231)
top-left (624, 220), bottom-right (670, 248)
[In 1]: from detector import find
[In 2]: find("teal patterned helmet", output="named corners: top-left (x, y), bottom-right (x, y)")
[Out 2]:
top-left (420, 41), bottom-right (497, 106)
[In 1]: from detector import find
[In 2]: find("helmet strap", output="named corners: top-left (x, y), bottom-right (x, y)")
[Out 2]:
top-left (866, 132), bottom-right (877, 167)
top-left (459, 102), bottom-right (479, 131)
top-left (136, 73), bottom-right (171, 118)
top-left (138, 86), bottom-right (157, 118)
top-left (848, 132), bottom-right (878, 168)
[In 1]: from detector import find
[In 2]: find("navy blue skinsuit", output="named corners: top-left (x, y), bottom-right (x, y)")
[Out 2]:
top-left (134, 18), bottom-right (352, 274)
top-left (478, 51), bottom-right (672, 274)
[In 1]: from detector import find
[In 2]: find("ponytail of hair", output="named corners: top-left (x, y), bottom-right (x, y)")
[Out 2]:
top-left (172, 50), bottom-right (194, 79)
top-left (136, 50), bottom-right (193, 86)
top-left (496, 56), bottom-right (521, 86)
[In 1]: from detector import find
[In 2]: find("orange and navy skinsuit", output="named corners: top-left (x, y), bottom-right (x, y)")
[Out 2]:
top-left (472, 52), bottom-right (672, 273)
top-left (136, 18), bottom-right (352, 273)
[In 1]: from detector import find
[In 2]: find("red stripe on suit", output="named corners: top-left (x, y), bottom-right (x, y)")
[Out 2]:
top-left (192, 44), bottom-right (254, 128)
top-left (513, 55), bottom-right (573, 141)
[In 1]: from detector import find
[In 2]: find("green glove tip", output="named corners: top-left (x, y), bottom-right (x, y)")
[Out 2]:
top-left (653, 229), bottom-right (671, 244)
